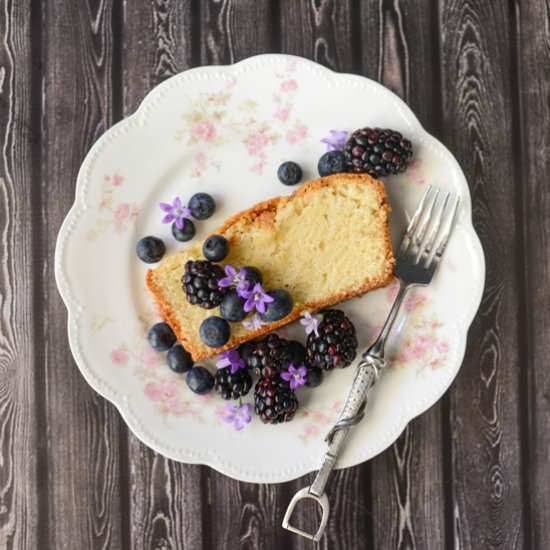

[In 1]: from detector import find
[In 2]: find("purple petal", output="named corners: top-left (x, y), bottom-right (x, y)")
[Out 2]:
top-left (222, 413), bottom-right (236, 424)
top-left (159, 202), bottom-right (173, 212)
top-left (162, 213), bottom-right (175, 224)
top-left (181, 206), bottom-right (192, 218)
top-left (298, 367), bottom-right (308, 377)
top-left (289, 379), bottom-right (298, 390)
top-left (233, 418), bottom-right (245, 431)
top-left (255, 301), bottom-right (267, 314)
top-left (243, 296), bottom-right (255, 313)
top-left (218, 277), bottom-right (233, 289)
top-left (175, 217), bottom-right (185, 229)
top-left (224, 264), bottom-right (237, 278)
top-left (280, 371), bottom-right (292, 382)
top-left (237, 285), bottom-right (251, 299)
top-left (173, 197), bottom-right (182, 209)
top-left (263, 293), bottom-right (274, 304)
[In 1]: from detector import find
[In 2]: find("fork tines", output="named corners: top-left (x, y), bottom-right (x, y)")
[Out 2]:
top-left (399, 186), bottom-right (461, 269)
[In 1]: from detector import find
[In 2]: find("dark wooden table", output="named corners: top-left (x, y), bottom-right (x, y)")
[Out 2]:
top-left (1, 1), bottom-right (549, 548)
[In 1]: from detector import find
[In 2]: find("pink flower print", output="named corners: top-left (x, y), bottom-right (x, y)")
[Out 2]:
top-left (165, 394), bottom-right (186, 415)
top-left (140, 347), bottom-right (161, 370)
top-left (110, 347), bottom-right (128, 366)
top-left (286, 124), bottom-right (308, 144)
top-left (112, 174), bottom-right (124, 186)
top-left (304, 424), bottom-right (320, 437)
top-left (192, 121), bottom-right (216, 142)
top-left (114, 203), bottom-right (130, 222)
top-left (195, 152), bottom-right (207, 169)
top-left (250, 160), bottom-right (266, 175)
top-left (273, 93), bottom-right (282, 104)
top-left (404, 292), bottom-right (427, 313)
top-left (281, 79), bottom-right (298, 92)
top-left (144, 377), bottom-right (179, 403)
top-left (245, 131), bottom-right (269, 156)
top-left (437, 341), bottom-right (449, 354)
top-left (408, 159), bottom-right (426, 185)
top-left (144, 382), bottom-right (162, 401)
top-left (274, 105), bottom-right (290, 121)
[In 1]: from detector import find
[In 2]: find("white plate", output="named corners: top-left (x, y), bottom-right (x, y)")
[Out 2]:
top-left (55, 54), bottom-right (484, 483)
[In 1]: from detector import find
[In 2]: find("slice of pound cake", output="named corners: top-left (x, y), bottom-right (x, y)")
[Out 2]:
top-left (146, 173), bottom-right (395, 360)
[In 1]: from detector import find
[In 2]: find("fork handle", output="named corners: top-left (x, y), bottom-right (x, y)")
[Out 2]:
top-left (309, 354), bottom-right (384, 497)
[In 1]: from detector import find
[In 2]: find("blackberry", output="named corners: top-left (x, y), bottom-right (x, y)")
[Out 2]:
top-left (240, 333), bottom-right (291, 378)
top-left (215, 368), bottom-right (253, 400)
top-left (344, 127), bottom-right (413, 177)
top-left (305, 309), bottom-right (358, 370)
top-left (182, 260), bottom-right (226, 309)
top-left (254, 374), bottom-right (299, 424)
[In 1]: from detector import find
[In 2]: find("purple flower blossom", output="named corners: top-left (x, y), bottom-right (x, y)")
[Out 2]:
top-left (242, 283), bottom-right (274, 314)
top-left (217, 264), bottom-right (250, 296)
top-left (221, 403), bottom-right (252, 431)
top-left (281, 364), bottom-right (308, 390)
top-left (300, 311), bottom-right (321, 337)
top-left (216, 349), bottom-right (245, 374)
top-left (159, 197), bottom-right (192, 229)
top-left (242, 314), bottom-right (267, 331)
top-left (320, 129), bottom-right (349, 152)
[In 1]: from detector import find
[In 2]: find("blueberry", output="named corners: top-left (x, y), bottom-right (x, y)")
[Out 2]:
top-left (199, 316), bottom-right (231, 348)
top-left (189, 193), bottom-right (216, 220)
top-left (220, 290), bottom-right (246, 322)
top-left (136, 236), bottom-right (166, 263)
top-left (186, 366), bottom-right (214, 395)
top-left (172, 219), bottom-right (196, 242)
top-left (277, 161), bottom-right (303, 186)
top-left (166, 344), bottom-right (194, 373)
top-left (148, 322), bottom-right (176, 351)
top-left (203, 234), bottom-right (229, 262)
top-left (259, 289), bottom-right (293, 322)
top-left (288, 340), bottom-right (306, 365)
top-left (242, 266), bottom-right (262, 286)
top-left (306, 367), bottom-right (323, 387)
top-left (318, 150), bottom-right (347, 176)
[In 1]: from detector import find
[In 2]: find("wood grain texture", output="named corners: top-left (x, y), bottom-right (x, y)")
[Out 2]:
top-left (360, 2), bottom-right (448, 549)
top-left (200, 0), bottom-right (273, 65)
top-left (121, 2), bottom-right (208, 549)
top-left (40, 1), bottom-right (125, 548)
top-left (0, 1), bottom-right (39, 549)
top-left (2, 0), bottom-right (548, 547)
top-left (440, 1), bottom-right (526, 548)
top-left (515, 1), bottom-right (550, 549)
top-left (279, 0), bottom-right (357, 73)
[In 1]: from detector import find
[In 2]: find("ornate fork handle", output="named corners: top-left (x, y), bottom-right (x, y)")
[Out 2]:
top-left (282, 281), bottom-right (410, 541)
top-left (308, 354), bottom-right (384, 497)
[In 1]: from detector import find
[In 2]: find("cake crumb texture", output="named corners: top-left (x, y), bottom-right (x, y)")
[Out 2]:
top-left (146, 173), bottom-right (395, 360)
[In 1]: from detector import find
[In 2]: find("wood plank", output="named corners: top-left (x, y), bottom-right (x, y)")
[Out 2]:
top-left (360, 2), bottom-right (448, 549)
top-left (200, 0), bottom-right (273, 64)
top-left (121, 2), bottom-right (206, 549)
top-left (0, 1), bottom-right (40, 549)
top-left (40, 1), bottom-right (125, 548)
top-left (278, 2), bottom-right (373, 549)
top-left (440, 1), bottom-right (526, 548)
top-left (515, 1), bottom-right (550, 549)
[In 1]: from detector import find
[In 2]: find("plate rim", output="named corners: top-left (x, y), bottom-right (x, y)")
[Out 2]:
top-left (55, 53), bottom-right (485, 483)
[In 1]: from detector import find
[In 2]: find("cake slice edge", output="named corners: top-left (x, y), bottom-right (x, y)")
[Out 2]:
top-left (146, 174), bottom-right (395, 360)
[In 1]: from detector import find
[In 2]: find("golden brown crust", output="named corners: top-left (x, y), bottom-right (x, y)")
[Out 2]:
top-left (146, 173), bottom-right (395, 360)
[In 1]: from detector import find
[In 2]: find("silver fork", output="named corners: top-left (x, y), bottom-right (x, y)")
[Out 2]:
top-left (282, 186), bottom-right (461, 542)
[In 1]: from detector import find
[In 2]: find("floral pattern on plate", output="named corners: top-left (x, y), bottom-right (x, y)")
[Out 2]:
top-left (86, 174), bottom-right (140, 240)
top-left (174, 76), bottom-right (308, 175)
